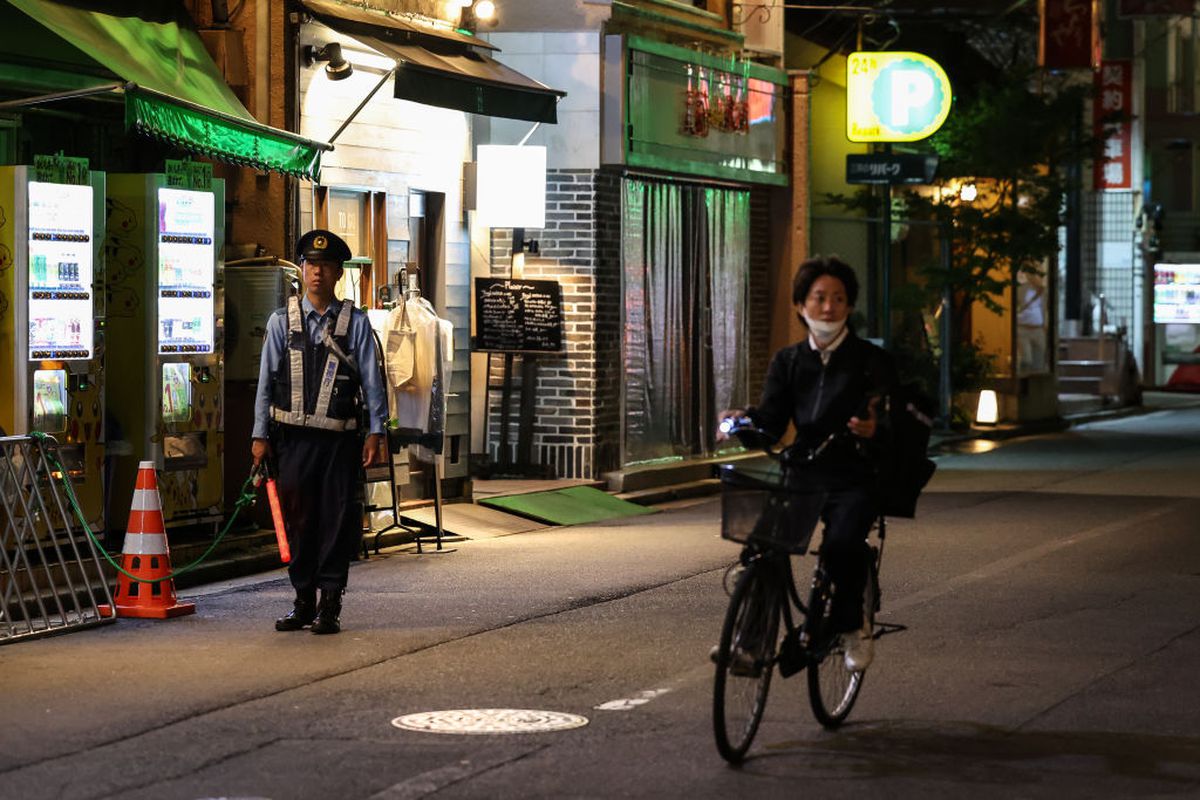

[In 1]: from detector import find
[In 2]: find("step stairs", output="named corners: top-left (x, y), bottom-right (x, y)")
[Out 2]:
top-left (1057, 336), bottom-right (1119, 396)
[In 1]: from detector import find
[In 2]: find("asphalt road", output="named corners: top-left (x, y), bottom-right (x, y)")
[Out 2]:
top-left (2, 406), bottom-right (1198, 799)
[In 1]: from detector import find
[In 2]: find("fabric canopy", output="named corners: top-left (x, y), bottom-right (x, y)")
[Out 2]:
top-left (6, 0), bottom-right (330, 180)
top-left (301, 0), bottom-right (565, 124)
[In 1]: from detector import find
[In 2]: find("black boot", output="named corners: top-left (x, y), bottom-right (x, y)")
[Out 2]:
top-left (275, 591), bottom-right (317, 631)
top-left (310, 589), bottom-right (343, 635)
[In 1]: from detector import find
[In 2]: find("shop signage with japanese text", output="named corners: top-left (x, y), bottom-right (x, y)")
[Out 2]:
top-left (1039, 0), bottom-right (1100, 70)
top-left (846, 154), bottom-right (939, 185)
top-left (1094, 60), bottom-right (1133, 191)
top-left (33, 153), bottom-right (90, 185)
top-left (165, 159), bottom-right (213, 191)
top-left (846, 52), bottom-right (952, 143)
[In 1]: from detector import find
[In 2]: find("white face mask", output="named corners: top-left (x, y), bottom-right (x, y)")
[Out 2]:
top-left (803, 312), bottom-right (846, 341)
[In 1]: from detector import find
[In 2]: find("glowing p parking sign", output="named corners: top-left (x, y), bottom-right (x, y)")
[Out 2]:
top-left (847, 51), bottom-right (952, 143)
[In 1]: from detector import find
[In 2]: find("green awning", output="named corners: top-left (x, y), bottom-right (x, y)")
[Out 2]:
top-left (124, 86), bottom-right (326, 179)
top-left (4, 0), bottom-right (329, 180)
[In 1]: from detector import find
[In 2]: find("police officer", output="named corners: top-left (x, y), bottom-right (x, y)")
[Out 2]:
top-left (251, 230), bottom-right (388, 635)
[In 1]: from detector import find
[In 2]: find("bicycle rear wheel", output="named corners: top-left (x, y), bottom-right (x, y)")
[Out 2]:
top-left (713, 562), bottom-right (779, 763)
top-left (805, 566), bottom-right (873, 729)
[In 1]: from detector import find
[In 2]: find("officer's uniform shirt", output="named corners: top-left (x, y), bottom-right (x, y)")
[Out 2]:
top-left (252, 294), bottom-right (388, 439)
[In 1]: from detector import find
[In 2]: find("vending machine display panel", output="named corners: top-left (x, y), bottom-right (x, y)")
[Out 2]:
top-left (157, 188), bottom-right (214, 355)
top-left (27, 181), bottom-right (93, 360)
top-left (32, 369), bottom-right (67, 433)
top-left (162, 361), bottom-right (193, 423)
top-left (1154, 264), bottom-right (1200, 324)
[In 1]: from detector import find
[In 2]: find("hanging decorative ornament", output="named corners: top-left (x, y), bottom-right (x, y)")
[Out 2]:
top-left (735, 67), bottom-right (751, 134)
top-left (682, 64), bottom-right (701, 136)
top-left (706, 67), bottom-right (725, 133)
top-left (694, 66), bottom-right (710, 137)
top-left (722, 71), bottom-right (739, 133)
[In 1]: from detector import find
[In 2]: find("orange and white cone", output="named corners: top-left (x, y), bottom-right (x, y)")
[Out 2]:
top-left (98, 461), bottom-right (195, 619)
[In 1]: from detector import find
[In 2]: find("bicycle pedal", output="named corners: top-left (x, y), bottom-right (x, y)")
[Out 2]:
top-left (872, 621), bottom-right (908, 639)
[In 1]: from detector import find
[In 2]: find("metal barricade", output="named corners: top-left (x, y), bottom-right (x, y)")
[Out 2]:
top-left (0, 434), bottom-right (115, 643)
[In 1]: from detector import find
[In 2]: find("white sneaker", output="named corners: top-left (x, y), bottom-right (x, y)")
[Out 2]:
top-left (843, 629), bottom-right (874, 672)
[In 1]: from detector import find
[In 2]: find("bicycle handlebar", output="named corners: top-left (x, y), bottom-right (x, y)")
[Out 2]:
top-left (720, 416), bottom-right (846, 466)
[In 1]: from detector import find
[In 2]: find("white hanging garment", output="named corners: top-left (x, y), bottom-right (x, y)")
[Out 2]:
top-left (415, 317), bottom-right (455, 461)
top-left (383, 298), bottom-right (415, 390)
top-left (387, 297), bottom-right (441, 433)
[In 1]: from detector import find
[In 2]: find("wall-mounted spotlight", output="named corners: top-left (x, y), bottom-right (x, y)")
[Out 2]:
top-left (303, 42), bottom-right (353, 81)
top-left (459, 0), bottom-right (497, 28)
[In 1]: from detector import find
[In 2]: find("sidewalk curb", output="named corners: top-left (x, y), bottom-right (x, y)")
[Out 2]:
top-left (172, 399), bottom-right (1195, 588)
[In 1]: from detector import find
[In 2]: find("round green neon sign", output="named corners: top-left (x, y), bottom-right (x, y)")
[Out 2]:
top-left (847, 51), bottom-right (952, 143)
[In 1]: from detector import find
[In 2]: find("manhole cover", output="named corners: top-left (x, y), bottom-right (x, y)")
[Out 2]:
top-left (391, 709), bottom-right (589, 735)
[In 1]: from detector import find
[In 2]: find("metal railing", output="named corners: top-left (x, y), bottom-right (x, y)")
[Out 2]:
top-left (0, 434), bottom-right (115, 644)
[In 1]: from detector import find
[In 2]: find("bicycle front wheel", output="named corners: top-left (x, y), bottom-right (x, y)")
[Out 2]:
top-left (713, 562), bottom-right (779, 763)
top-left (805, 567), bottom-right (872, 729)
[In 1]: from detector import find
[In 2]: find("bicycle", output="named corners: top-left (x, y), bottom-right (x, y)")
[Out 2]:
top-left (711, 419), bottom-right (889, 763)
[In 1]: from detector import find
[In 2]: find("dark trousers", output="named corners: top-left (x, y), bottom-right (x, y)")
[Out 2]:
top-left (818, 486), bottom-right (877, 633)
top-left (272, 425), bottom-right (362, 596)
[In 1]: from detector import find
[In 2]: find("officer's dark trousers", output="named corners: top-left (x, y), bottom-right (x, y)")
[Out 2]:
top-left (818, 485), bottom-right (877, 633)
top-left (272, 425), bottom-right (362, 595)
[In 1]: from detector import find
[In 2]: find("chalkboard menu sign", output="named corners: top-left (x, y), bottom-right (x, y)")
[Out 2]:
top-left (473, 278), bottom-right (564, 353)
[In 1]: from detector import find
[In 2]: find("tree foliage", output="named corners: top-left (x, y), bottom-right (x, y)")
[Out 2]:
top-left (827, 72), bottom-right (1094, 406)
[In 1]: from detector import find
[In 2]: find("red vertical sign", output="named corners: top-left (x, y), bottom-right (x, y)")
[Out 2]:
top-left (1094, 60), bottom-right (1133, 191)
top-left (1040, 0), bottom-right (1101, 70)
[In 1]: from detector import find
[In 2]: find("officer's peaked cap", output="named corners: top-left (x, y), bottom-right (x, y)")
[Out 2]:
top-left (296, 229), bottom-right (351, 266)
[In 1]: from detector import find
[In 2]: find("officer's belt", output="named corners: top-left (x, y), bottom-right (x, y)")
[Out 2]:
top-left (270, 407), bottom-right (358, 432)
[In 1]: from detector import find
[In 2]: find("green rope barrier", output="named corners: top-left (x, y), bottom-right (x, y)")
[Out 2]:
top-left (30, 432), bottom-right (262, 584)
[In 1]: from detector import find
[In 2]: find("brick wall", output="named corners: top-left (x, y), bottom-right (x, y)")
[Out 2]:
top-left (485, 171), bottom-right (775, 479)
top-left (487, 168), bottom-right (600, 478)
top-left (593, 169), bottom-right (624, 476)
top-left (747, 188), bottom-right (774, 403)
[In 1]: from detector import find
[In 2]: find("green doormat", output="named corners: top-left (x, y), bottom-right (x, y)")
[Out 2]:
top-left (478, 486), bottom-right (657, 526)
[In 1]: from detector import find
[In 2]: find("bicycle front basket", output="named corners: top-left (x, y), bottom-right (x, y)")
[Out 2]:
top-left (720, 482), bottom-right (824, 555)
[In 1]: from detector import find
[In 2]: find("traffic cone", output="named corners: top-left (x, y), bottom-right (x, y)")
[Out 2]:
top-left (98, 461), bottom-right (195, 619)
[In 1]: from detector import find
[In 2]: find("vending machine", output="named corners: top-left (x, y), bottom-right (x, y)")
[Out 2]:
top-left (0, 164), bottom-right (107, 531)
top-left (106, 172), bottom-right (225, 528)
top-left (1152, 262), bottom-right (1200, 388)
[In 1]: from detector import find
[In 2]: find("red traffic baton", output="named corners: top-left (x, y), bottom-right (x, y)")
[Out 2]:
top-left (253, 461), bottom-right (291, 564)
top-left (266, 478), bottom-right (291, 564)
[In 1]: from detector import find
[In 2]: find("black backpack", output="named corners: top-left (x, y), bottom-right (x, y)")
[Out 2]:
top-left (880, 384), bottom-right (937, 518)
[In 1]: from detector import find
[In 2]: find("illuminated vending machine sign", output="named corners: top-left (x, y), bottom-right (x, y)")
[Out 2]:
top-left (1154, 264), bottom-right (1200, 323)
top-left (157, 188), bottom-right (215, 354)
top-left (27, 181), bottom-right (94, 360)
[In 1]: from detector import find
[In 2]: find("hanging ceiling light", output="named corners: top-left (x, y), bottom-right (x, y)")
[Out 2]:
top-left (473, 0), bottom-right (496, 19)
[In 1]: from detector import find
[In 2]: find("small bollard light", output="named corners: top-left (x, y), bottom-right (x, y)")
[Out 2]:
top-left (976, 389), bottom-right (999, 425)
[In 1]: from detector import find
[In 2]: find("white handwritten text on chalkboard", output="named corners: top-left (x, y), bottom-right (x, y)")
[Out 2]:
top-left (473, 278), bottom-right (564, 353)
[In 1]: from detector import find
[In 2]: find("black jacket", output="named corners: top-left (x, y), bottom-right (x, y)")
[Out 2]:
top-left (748, 329), bottom-right (897, 487)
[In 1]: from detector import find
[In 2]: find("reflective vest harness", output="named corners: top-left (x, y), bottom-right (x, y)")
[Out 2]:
top-left (269, 296), bottom-right (360, 432)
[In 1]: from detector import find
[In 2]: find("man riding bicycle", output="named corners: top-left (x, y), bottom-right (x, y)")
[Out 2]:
top-left (718, 255), bottom-right (897, 671)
